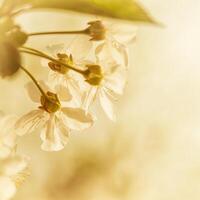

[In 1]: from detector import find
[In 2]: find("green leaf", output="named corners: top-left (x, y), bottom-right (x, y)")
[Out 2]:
top-left (18, 0), bottom-right (158, 24)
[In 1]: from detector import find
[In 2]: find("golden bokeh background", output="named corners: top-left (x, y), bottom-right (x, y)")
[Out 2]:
top-left (0, 0), bottom-right (200, 199)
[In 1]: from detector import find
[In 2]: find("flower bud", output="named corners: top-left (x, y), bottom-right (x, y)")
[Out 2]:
top-left (0, 41), bottom-right (21, 78)
top-left (85, 20), bottom-right (106, 41)
top-left (6, 26), bottom-right (28, 47)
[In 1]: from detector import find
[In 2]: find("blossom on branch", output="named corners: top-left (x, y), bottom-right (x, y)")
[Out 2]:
top-left (82, 58), bottom-right (127, 121)
top-left (43, 38), bottom-right (92, 107)
top-left (15, 82), bottom-right (95, 151)
top-left (85, 20), bottom-right (137, 67)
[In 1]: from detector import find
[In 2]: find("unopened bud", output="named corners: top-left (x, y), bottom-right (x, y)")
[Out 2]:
top-left (6, 26), bottom-right (28, 47)
top-left (0, 42), bottom-right (21, 78)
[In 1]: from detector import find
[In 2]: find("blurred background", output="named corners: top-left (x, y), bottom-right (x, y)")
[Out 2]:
top-left (1, 0), bottom-right (200, 199)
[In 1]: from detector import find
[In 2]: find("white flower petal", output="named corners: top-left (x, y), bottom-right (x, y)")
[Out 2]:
top-left (48, 71), bottom-right (62, 88)
top-left (99, 88), bottom-right (116, 121)
top-left (95, 42), bottom-right (112, 62)
top-left (111, 39), bottom-right (129, 66)
top-left (0, 176), bottom-right (16, 200)
top-left (15, 109), bottom-right (48, 136)
top-left (0, 115), bottom-right (17, 148)
top-left (40, 114), bottom-right (69, 151)
top-left (25, 82), bottom-right (41, 103)
top-left (104, 65), bottom-right (127, 95)
top-left (2, 155), bottom-right (28, 176)
top-left (0, 146), bottom-right (11, 160)
top-left (55, 84), bottom-right (72, 102)
top-left (46, 43), bottom-right (65, 56)
top-left (81, 87), bottom-right (97, 112)
top-left (108, 23), bottom-right (137, 44)
top-left (67, 78), bottom-right (83, 107)
top-left (61, 107), bottom-right (94, 131)
top-left (66, 35), bottom-right (92, 60)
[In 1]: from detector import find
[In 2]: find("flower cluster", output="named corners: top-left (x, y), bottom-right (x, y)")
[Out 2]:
top-left (0, 114), bottom-right (29, 200)
top-left (13, 19), bottom-right (136, 152)
top-left (0, 2), bottom-right (137, 199)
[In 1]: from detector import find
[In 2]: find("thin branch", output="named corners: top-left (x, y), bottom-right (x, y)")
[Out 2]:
top-left (20, 65), bottom-right (46, 97)
top-left (27, 30), bottom-right (87, 37)
top-left (20, 47), bottom-right (86, 75)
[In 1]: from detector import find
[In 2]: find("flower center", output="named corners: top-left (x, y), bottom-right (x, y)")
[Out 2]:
top-left (86, 20), bottom-right (106, 41)
top-left (84, 64), bottom-right (104, 86)
top-left (48, 53), bottom-right (73, 74)
top-left (40, 91), bottom-right (61, 113)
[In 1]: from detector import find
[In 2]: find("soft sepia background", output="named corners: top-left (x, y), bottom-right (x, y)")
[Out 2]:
top-left (1, 0), bottom-right (200, 199)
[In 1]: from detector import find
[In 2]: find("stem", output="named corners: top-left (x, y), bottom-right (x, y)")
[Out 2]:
top-left (20, 50), bottom-right (42, 58)
top-left (21, 46), bottom-right (47, 57)
top-left (20, 47), bottom-right (86, 75)
top-left (27, 30), bottom-right (87, 37)
top-left (20, 65), bottom-right (46, 97)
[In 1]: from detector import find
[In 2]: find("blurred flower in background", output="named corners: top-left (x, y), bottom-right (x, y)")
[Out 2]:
top-left (44, 131), bottom-right (134, 200)
top-left (0, 113), bottom-right (29, 200)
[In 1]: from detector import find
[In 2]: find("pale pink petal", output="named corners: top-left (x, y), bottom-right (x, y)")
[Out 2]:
top-left (15, 110), bottom-right (49, 136)
top-left (95, 42), bottom-right (105, 56)
top-left (99, 88), bottom-right (116, 121)
top-left (60, 107), bottom-right (94, 131)
top-left (56, 116), bottom-right (70, 144)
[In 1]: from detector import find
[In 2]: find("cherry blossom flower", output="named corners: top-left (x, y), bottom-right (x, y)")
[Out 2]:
top-left (0, 155), bottom-right (29, 200)
top-left (0, 113), bottom-right (17, 159)
top-left (43, 37), bottom-right (92, 107)
top-left (15, 82), bottom-right (95, 152)
top-left (85, 20), bottom-right (137, 67)
top-left (82, 58), bottom-right (127, 121)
